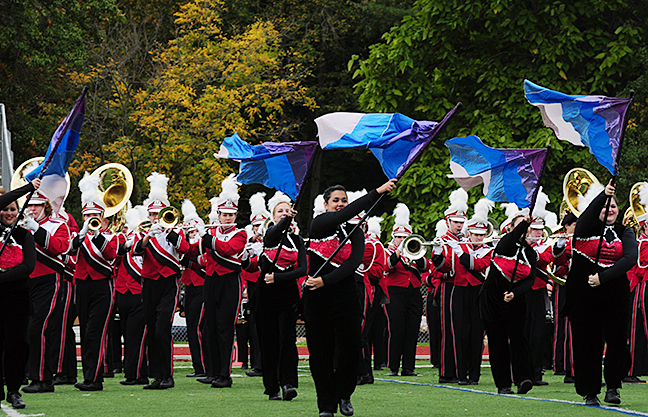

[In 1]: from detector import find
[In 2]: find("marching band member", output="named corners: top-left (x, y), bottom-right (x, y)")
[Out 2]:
top-left (357, 216), bottom-right (387, 385)
top-left (432, 188), bottom-right (469, 383)
top-left (22, 190), bottom-right (71, 394)
top-left (551, 212), bottom-right (577, 383)
top-left (199, 174), bottom-right (247, 388)
top-left (114, 206), bottom-right (148, 385)
top-left (304, 179), bottom-right (396, 417)
top-left (69, 173), bottom-right (118, 391)
top-left (479, 210), bottom-right (536, 395)
top-left (563, 180), bottom-right (637, 406)
top-left (385, 203), bottom-right (427, 377)
top-left (134, 173), bottom-right (193, 390)
top-left (255, 191), bottom-right (305, 400)
top-left (450, 198), bottom-right (494, 385)
top-left (0, 182), bottom-right (39, 409)
top-left (525, 189), bottom-right (558, 386)
top-left (179, 199), bottom-right (208, 379)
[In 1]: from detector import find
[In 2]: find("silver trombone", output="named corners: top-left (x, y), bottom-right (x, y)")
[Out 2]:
top-left (401, 234), bottom-right (501, 261)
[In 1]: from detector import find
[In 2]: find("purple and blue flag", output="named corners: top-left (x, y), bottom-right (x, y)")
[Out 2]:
top-left (445, 135), bottom-right (548, 209)
top-left (214, 133), bottom-right (318, 200)
top-left (524, 80), bottom-right (631, 175)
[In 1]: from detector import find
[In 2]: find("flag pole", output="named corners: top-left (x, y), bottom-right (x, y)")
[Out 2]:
top-left (0, 87), bottom-right (88, 258)
top-left (593, 90), bottom-right (634, 269)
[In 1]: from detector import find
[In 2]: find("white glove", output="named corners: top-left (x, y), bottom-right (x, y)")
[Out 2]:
top-left (24, 217), bottom-right (39, 232)
top-left (448, 240), bottom-right (464, 256)
top-left (249, 242), bottom-right (263, 257)
top-left (125, 236), bottom-right (135, 249)
top-left (556, 237), bottom-right (567, 249)
top-left (79, 218), bottom-right (91, 239)
top-left (196, 222), bottom-right (207, 237)
top-left (241, 249), bottom-right (250, 262)
top-left (433, 245), bottom-right (443, 255)
top-left (148, 223), bottom-right (163, 237)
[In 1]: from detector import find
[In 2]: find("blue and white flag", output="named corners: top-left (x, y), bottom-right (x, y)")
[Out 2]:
top-left (524, 80), bottom-right (631, 175)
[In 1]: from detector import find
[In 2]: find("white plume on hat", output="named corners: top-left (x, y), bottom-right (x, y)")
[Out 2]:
top-left (576, 183), bottom-right (605, 213)
top-left (502, 203), bottom-right (519, 219)
top-left (393, 203), bottom-right (410, 228)
top-left (79, 172), bottom-right (105, 209)
top-left (444, 188), bottom-right (469, 217)
top-left (136, 205), bottom-right (148, 221)
top-left (125, 206), bottom-right (144, 232)
top-left (473, 198), bottom-right (495, 223)
top-left (216, 173), bottom-right (240, 209)
top-left (313, 194), bottom-right (325, 217)
top-left (145, 172), bottom-right (170, 206)
top-left (249, 192), bottom-right (270, 223)
top-left (208, 197), bottom-right (219, 224)
top-left (436, 220), bottom-right (448, 237)
top-left (267, 191), bottom-right (291, 215)
top-left (348, 189), bottom-right (367, 220)
top-left (639, 183), bottom-right (648, 207)
top-left (532, 187), bottom-right (558, 229)
top-left (366, 216), bottom-right (383, 238)
top-left (182, 199), bottom-right (202, 225)
top-left (245, 224), bottom-right (254, 239)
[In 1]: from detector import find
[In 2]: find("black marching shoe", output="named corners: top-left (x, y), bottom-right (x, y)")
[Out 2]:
top-left (517, 379), bottom-right (533, 395)
top-left (498, 387), bottom-right (514, 395)
top-left (121, 378), bottom-right (149, 386)
top-left (387, 370), bottom-right (398, 377)
top-left (186, 372), bottom-right (206, 378)
top-left (468, 380), bottom-right (479, 385)
top-left (143, 379), bottom-right (163, 390)
top-left (74, 381), bottom-right (103, 391)
top-left (211, 377), bottom-right (233, 388)
top-left (339, 399), bottom-right (354, 416)
top-left (622, 375), bottom-right (645, 383)
top-left (604, 388), bottom-right (621, 405)
top-left (319, 412), bottom-right (334, 417)
top-left (356, 374), bottom-right (374, 385)
top-left (103, 371), bottom-right (115, 378)
top-left (53, 375), bottom-right (76, 385)
top-left (240, 364), bottom-right (248, 370)
top-left (564, 376), bottom-right (575, 384)
top-left (22, 381), bottom-right (54, 393)
top-left (245, 369), bottom-right (263, 377)
top-left (533, 380), bottom-right (548, 386)
top-left (438, 376), bottom-right (458, 384)
top-left (197, 376), bottom-right (215, 384)
top-left (269, 392), bottom-right (281, 400)
top-left (458, 379), bottom-right (469, 385)
top-left (7, 391), bottom-right (25, 409)
top-left (584, 394), bottom-right (600, 406)
top-left (401, 369), bottom-right (418, 377)
top-left (281, 384), bottom-right (298, 401)
top-left (159, 377), bottom-right (174, 389)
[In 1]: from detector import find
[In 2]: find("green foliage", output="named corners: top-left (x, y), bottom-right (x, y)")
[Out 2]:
top-left (351, 0), bottom-right (644, 229)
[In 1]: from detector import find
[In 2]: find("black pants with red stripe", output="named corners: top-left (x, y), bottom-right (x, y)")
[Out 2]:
top-left (51, 280), bottom-right (75, 379)
top-left (386, 284), bottom-right (422, 373)
top-left (525, 287), bottom-right (548, 382)
top-left (27, 273), bottom-right (61, 383)
top-left (426, 288), bottom-right (441, 367)
top-left (452, 284), bottom-right (484, 382)
top-left (628, 284), bottom-right (648, 376)
top-left (358, 284), bottom-right (386, 378)
top-left (76, 278), bottom-right (114, 384)
top-left (202, 272), bottom-right (241, 379)
top-left (117, 290), bottom-right (148, 380)
top-left (142, 275), bottom-right (178, 380)
top-left (552, 284), bottom-right (570, 375)
top-left (439, 282), bottom-right (457, 379)
top-left (184, 283), bottom-right (205, 375)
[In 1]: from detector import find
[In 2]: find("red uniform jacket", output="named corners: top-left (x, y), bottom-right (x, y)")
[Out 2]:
top-left (72, 229), bottom-right (118, 280)
top-left (454, 243), bottom-right (492, 287)
top-left (530, 241), bottom-right (554, 290)
top-left (180, 253), bottom-right (208, 287)
top-left (200, 226), bottom-right (247, 277)
top-left (358, 233), bottom-right (387, 304)
top-left (31, 216), bottom-right (70, 278)
top-left (135, 229), bottom-right (194, 280)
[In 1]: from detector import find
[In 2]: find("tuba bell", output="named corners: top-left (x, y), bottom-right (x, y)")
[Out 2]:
top-left (11, 157), bottom-right (71, 210)
top-left (562, 168), bottom-right (601, 217)
top-left (623, 182), bottom-right (648, 236)
top-left (158, 206), bottom-right (179, 229)
top-left (90, 163), bottom-right (133, 232)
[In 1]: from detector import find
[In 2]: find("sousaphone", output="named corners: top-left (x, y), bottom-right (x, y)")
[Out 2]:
top-left (562, 168), bottom-right (602, 218)
top-left (11, 157), bottom-right (71, 210)
top-left (623, 182), bottom-right (648, 236)
top-left (90, 163), bottom-right (133, 232)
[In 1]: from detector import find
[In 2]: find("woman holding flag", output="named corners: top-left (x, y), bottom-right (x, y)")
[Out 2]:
top-left (304, 179), bottom-right (396, 417)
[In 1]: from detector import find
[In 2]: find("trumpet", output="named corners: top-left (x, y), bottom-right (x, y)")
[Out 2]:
top-left (402, 234), bottom-right (501, 261)
top-left (88, 216), bottom-right (102, 231)
top-left (158, 207), bottom-right (179, 229)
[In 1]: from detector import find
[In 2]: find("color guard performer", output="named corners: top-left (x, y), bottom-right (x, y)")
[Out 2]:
top-left (199, 174), bottom-right (247, 388)
top-left (449, 198), bottom-right (494, 385)
top-left (69, 173), bottom-right (118, 391)
top-left (135, 173), bottom-right (193, 390)
top-left (385, 203), bottom-right (427, 377)
top-left (22, 191), bottom-right (71, 394)
top-left (432, 188), bottom-right (469, 383)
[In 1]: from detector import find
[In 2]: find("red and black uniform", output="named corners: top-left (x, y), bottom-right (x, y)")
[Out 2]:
top-left (357, 232), bottom-right (387, 382)
top-left (255, 215), bottom-right (306, 396)
top-left (70, 227), bottom-right (118, 385)
top-left (432, 231), bottom-right (464, 381)
top-left (424, 268), bottom-right (446, 368)
top-left (526, 240), bottom-right (553, 384)
top-left (115, 232), bottom-right (148, 382)
top-left (479, 220), bottom-right (537, 390)
top-left (180, 252), bottom-right (207, 376)
top-left (551, 238), bottom-right (574, 379)
top-left (627, 234), bottom-right (648, 379)
top-left (305, 189), bottom-right (381, 414)
top-left (134, 228), bottom-right (193, 383)
top-left (453, 242), bottom-right (492, 383)
top-left (563, 191), bottom-right (638, 398)
top-left (27, 215), bottom-right (70, 386)
top-left (385, 243), bottom-right (427, 375)
top-left (199, 225), bottom-right (246, 381)
top-left (240, 244), bottom-right (262, 373)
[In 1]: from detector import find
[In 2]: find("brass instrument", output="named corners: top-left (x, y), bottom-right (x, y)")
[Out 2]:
top-left (137, 220), bottom-right (152, 233)
top-left (546, 264), bottom-right (566, 286)
top-left (158, 206), bottom-right (179, 229)
top-left (90, 163), bottom-right (133, 232)
top-left (11, 157), bottom-right (71, 208)
top-left (562, 168), bottom-right (601, 217)
top-left (401, 234), bottom-right (500, 261)
top-left (623, 182), bottom-right (648, 236)
top-left (88, 216), bottom-right (102, 231)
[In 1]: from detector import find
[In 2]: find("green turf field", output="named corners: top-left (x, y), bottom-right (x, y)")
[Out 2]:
top-left (8, 362), bottom-right (648, 416)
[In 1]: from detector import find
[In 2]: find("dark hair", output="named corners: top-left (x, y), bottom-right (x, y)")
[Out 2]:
top-left (323, 185), bottom-right (347, 203)
top-left (562, 212), bottom-right (578, 226)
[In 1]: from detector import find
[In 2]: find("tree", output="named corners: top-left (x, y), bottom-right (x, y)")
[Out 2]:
top-left (350, 0), bottom-right (645, 231)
